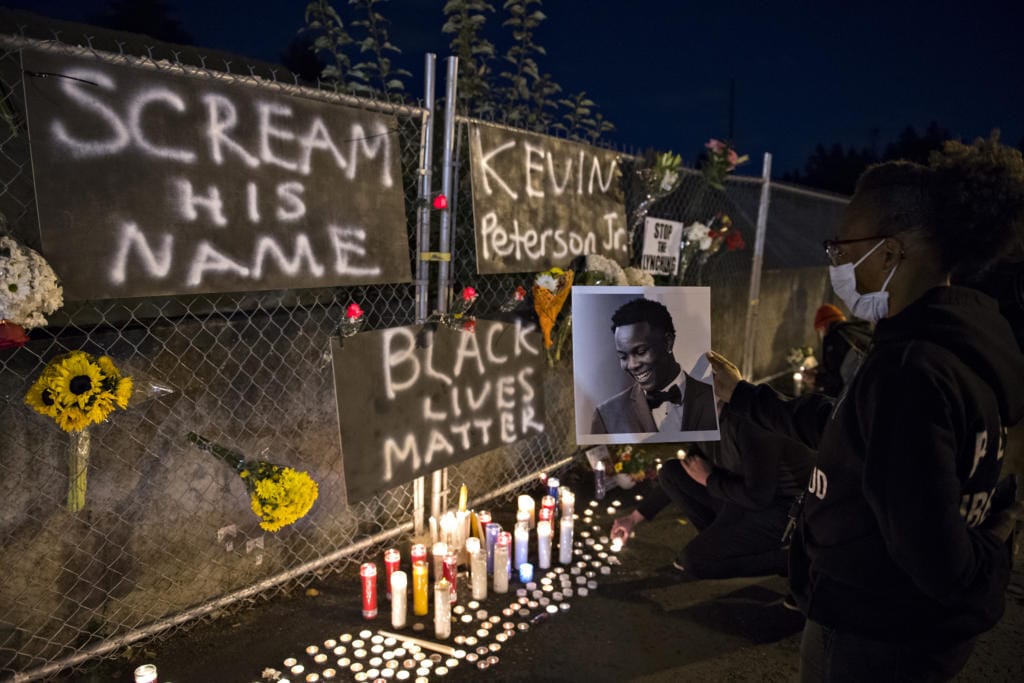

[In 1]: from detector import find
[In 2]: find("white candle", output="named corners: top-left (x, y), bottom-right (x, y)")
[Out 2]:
top-left (429, 515), bottom-right (439, 546)
top-left (560, 489), bottom-right (575, 519)
top-left (467, 537), bottom-right (488, 600)
top-left (559, 516), bottom-right (574, 565)
top-left (440, 512), bottom-right (458, 548)
top-left (513, 523), bottom-right (529, 572)
top-left (517, 494), bottom-right (536, 529)
top-left (537, 520), bottom-right (552, 569)
top-left (434, 578), bottom-right (451, 639)
top-left (493, 535), bottom-right (510, 593)
top-left (390, 571), bottom-right (407, 629)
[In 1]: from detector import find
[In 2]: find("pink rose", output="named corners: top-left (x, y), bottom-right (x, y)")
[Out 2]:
top-left (514, 285), bottom-right (527, 301)
top-left (726, 149), bottom-right (739, 169)
top-left (462, 286), bottom-right (478, 302)
top-left (705, 139), bottom-right (726, 154)
top-left (462, 318), bottom-right (477, 333)
top-left (346, 303), bottom-right (364, 320)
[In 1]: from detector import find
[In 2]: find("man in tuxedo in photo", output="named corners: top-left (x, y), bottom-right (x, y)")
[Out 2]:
top-left (590, 297), bottom-right (718, 434)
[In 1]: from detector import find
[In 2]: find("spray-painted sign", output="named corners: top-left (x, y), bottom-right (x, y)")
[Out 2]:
top-left (21, 48), bottom-right (410, 300)
top-left (331, 320), bottom-right (544, 502)
top-left (468, 123), bottom-right (627, 274)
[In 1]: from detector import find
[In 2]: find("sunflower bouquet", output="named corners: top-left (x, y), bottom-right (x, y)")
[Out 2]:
top-left (187, 432), bottom-right (319, 532)
top-left (24, 351), bottom-right (133, 511)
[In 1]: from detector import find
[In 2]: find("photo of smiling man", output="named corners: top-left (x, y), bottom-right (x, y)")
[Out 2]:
top-left (572, 287), bottom-right (720, 445)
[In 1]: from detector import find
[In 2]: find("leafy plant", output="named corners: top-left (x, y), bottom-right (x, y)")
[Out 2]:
top-left (442, 0), bottom-right (497, 116)
top-left (348, 0), bottom-right (412, 99)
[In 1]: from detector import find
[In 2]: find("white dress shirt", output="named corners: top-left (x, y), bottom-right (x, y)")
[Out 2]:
top-left (651, 371), bottom-right (686, 432)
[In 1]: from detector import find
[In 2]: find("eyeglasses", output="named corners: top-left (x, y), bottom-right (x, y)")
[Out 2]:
top-left (822, 236), bottom-right (885, 266)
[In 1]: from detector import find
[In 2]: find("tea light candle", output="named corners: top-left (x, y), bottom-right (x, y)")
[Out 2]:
top-left (307, 645), bottom-right (320, 655)
top-left (391, 570), bottom-right (408, 629)
top-left (291, 664), bottom-right (305, 675)
top-left (315, 653), bottom-right (328, 664)
top-left (518, 561), bottom-right (534, 583)
top-left (536, 520), bottom-right (552, 569)
top-left (412, 561), bottom-right (429, 616)
top-left (558, 516), bottom-right (574, 565)
top-left (361, 563), bottom-right (378, 619)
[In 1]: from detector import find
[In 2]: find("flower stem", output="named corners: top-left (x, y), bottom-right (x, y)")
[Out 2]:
top-left (66, 427), bottom-right (90, 513)
top-left (186, 432), bottom-right (246, 471)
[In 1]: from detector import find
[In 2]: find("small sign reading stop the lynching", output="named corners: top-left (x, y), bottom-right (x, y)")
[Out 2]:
top-left (640, 216), bottom-right (684, 275)
top-left (330, 319), bottom-right (545, 503)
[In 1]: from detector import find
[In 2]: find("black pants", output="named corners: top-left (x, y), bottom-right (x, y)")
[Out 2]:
top-left (659, 458), bottom-right (791, 579)
top-left (800, 619), bottom-right (976, 682)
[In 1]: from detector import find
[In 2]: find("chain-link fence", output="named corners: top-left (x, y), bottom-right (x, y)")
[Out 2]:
top-left (0, 16), bottom-right (849, 682)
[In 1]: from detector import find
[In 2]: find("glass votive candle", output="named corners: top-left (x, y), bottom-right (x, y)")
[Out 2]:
top-left (519, 562), bottom-right (534, 583)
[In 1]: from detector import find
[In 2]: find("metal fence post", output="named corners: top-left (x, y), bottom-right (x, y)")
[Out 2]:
top-left (430, 56), bottom-right (459, 519)
top-left (412, 53), bottom-right (437, 538)
top-left (741, 152), bottom-right (772, 379)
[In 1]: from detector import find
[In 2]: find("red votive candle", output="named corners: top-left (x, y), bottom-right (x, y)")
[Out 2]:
top-left (411, 543), bottom-right (427, 567)
top-left (443, 552), bottom-right (459, 603)
top-left (541, 495), bottom-right (556, 520)
top-left (360, 562), bottom-right (378, 619)
top-left (384, 548), bottom-right (400, 600)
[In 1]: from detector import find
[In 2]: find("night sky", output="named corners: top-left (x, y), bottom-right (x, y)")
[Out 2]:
top-left (5, 0), bottom-right (1023, 176)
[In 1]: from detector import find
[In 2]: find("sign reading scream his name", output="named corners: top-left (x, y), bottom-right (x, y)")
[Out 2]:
top-left (469, 123), bottom-right (627, 274)
top-left (331, 319), bottom-right (544, 503)
top-left (21, 49), bottom-right (410, 300)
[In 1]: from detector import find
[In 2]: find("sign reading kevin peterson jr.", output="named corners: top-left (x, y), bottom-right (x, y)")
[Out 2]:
top-left (468, 122), bottom-right (628, 274)
top-left (21, 48), bottom-right (410, 301)
top-left (330, 319), bottom-right (545, 503)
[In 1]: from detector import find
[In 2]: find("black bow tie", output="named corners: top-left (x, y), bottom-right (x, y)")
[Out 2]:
top-left (646, 384), bottom-right (682, 410)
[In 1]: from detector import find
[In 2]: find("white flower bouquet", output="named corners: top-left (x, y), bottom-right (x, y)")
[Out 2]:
top-left (1, 235), bottom-right (63, 334)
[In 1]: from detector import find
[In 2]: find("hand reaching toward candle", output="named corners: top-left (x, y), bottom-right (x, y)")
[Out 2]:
top-left (681, 453), bottom-right (713, 487)
top-left (706, 350), bottom-right (743, 403)
top-left (611, 509), bottom-right (645, 544)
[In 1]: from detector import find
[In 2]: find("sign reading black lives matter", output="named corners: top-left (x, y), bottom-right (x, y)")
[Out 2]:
top-left (469, 123), bottom-right (628, 274)
top-left (21, 49), bottom-right (410, 301)
top-left (331, 320), bottom-right (545, 503)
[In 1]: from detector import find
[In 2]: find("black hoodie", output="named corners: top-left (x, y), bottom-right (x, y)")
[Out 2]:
top-left (730, 286), bottom-right (1024, 644)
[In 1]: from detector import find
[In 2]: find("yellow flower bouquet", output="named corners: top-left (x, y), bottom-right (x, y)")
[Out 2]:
top-left (532, 267), bottom-right (574, 349)
top-left (25, 351), bottom-right (133, 511)
top-left (187, 432), bottom-right (318, 532)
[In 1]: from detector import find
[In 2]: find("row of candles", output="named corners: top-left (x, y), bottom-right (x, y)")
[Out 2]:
top-left (360, 478), bottom-right (579, 640)
top-left (267, 493), bottom-right (630, 682)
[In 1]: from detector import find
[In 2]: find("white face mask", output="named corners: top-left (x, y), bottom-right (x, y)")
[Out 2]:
top-left (828, 239), bottom-right (899, 323)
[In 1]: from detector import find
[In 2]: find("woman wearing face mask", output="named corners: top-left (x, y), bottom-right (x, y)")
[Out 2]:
top-left (707, 134), bottom-right (1024, 682)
